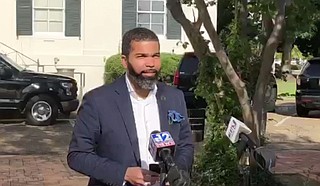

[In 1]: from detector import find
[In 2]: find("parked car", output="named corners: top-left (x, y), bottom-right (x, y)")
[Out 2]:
top-left (173, 52), bottom-right (278, 141)
top-left (173, 52), bottom-right (206, 142)
top-left (173, 52), bottom-right (207, 110)
top-left (296, 57), bottom-right (320, 117)
top-left (0, 53), bottom-right (79, 126)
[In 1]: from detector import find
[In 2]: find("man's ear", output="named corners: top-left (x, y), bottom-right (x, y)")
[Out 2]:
top-left (121, 55), bottom-right (128, 69)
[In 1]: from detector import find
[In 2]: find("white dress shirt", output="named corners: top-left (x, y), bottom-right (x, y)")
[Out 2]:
top-left (125, 74), bottom-right (161, 170)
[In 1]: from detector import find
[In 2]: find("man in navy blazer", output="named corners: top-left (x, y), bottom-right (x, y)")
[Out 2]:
top-left (67, 27), bottom-right (194, 186)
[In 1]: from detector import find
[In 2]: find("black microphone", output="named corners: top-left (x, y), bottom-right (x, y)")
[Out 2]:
top-left (148, 130), bottom-right (175, 162)
top-left (148, 130), bottom-right (190, 186)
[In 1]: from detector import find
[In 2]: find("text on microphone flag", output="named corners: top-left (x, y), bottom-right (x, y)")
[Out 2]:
top-left (151, 131), bottom-right (172, 142)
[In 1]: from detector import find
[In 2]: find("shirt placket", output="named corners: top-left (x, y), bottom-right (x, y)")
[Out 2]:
top-left (144, 101), bottom-right (154, 167)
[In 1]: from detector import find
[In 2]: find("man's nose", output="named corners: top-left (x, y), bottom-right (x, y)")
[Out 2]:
top-left (145, 58), bottom-right (155, 67)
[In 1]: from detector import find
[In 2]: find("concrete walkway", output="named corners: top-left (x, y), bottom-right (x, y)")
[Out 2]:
top-left (0, 102), bottom-right (319, 186)
top-left (0, 154), bottom-right (88, 186)
top-left (267, 98), bottom-right (320, 185)
top-left (272, 150), bottom-right (320, 185)
top-left (0, 120), bottom-right (88, 186)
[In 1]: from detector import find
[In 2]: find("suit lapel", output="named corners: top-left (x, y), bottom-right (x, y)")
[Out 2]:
top-left (114, 76), bottom-right (140, 165)
top-left (156, 83), bottom-right (170, 133)
top-left (114, 78), bottom-right (172, 166)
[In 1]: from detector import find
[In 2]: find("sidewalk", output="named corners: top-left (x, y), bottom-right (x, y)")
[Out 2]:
top-left (0, 121), bottom-right (89, 186)
top-left (267, 98), bottom-right (320, 185)
top-left (273, 150), bottom-right (320, 185)
top-left (0, 113), bottom-right (319, 185)
top-left (1, 150), bottom-right (319, 186)
top-left (0, 154), bottom-right (88, 186)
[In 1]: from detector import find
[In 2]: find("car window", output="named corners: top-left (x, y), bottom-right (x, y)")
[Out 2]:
top-left (0, 59), bottom-right (11, 77)
top-left (179, 56), bottom-right (199, 74)
top-left (0, 57), bottom-right (9, 69)
top-left (302, 59), bottom-right (320, 76)
top-left (0, 55), bottom-right (24, 71)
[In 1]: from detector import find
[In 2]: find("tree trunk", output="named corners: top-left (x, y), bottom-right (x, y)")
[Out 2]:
top-left (281, 38), bottom-right (294, 74)
top-left (252, 0), bottom-right (286, 144)
top-left (167, 0), bottom-right (285, 145)
top-left (167, 0), bottom-right (256, 141)
top-left (167, 0), bottom-right (287, 183)
top-left (262, 14), bottom-right (274, 41)
top-left (193, 0), bottom-right (257, 141)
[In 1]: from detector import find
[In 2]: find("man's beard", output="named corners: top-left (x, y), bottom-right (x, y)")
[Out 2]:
top-left (127, 62), bottom-right (159, 90)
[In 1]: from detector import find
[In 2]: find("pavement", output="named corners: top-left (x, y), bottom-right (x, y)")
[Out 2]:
top-left (0, 155), bottom-right (88, 186)
top-left (0, 98), bottom-right (319, 186)
top-left (0, 120), bottom-right (89, 186)
top-left (266, 97), bottom-right (320, 185)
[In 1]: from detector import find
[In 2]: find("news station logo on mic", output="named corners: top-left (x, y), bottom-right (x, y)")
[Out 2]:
top-left (149, 131), bottom-right (176, 162)
top-left (225, 116), bottom-right (252, 143)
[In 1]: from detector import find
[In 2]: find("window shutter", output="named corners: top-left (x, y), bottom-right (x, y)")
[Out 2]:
top-left (166, 11), bottom-right (181, 40)
top-left (65, 0), bottom-right (81, 37)
top-left (122, 0), bottom-right (137, 35)
top-left (16, 0), bottom-right (32, 36)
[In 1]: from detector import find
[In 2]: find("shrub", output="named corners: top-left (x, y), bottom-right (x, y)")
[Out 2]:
top-left (104, 54), bottom-right (124, 84)
top-left (191, 55), bottom-right (240, 186)
top-left (159, 53), bottom-right (182, 84)
top-left (104, 53), bottom-right (182, 84)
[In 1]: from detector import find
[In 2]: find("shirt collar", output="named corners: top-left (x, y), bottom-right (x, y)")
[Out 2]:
top-left (125, 73), bottom-right (158, 100)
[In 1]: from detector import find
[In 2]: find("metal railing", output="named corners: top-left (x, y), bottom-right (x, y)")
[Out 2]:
top-left (0, 42), bottom-right (85, 98)
top-left (0, 41), bottom-right (43, 71)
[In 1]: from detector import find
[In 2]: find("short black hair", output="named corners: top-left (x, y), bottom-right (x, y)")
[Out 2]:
top-left (121, 27), bottom-right (159, 57)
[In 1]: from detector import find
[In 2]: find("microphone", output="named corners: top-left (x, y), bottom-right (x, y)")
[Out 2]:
top-left (148, 130), bottom-right (190, 186)
top-left (148, 130), bottom-right (175, 162)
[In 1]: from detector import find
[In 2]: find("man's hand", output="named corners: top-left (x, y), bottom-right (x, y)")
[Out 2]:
top-left (125, 167), bottom-right (159, 186)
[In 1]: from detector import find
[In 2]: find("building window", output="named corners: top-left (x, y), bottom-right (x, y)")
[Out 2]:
top-left (137, 0), bottom-right (166, 35)
top-left (33, 0), bottom-right (64, 33)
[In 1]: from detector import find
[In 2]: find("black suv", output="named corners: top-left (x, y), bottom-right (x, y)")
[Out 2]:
top-left (296, 58), bottom-right (320, 117)
top-left (173, 53), bottom-right (206, 142)
top-left (173, 52), bottom-right (207, 109)
top-left (0, 53), bottom-right (79, 126)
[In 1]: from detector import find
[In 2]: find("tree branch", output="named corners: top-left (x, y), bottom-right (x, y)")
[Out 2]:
top-left (262, 14), bottom-right (275, 40)
top-left (252, 0), bottom-right (286, 139)
top-left (254, 0), bottom-right (286, 106)
top-left (194, 0), bottom-right (255, 138)
top-left (166, 0), bottom-right (208, 57)
top-left (192, 8), bottom-right (203, 31)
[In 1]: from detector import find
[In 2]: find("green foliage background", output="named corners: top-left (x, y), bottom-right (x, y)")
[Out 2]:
top-left (104, 53), bottom-right (182, 84)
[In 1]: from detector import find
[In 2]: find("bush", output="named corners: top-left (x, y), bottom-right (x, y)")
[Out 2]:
top-left (192, 55), bottom-right (240, 186)
top-left (104, 53), bottom-right (182, 84)
top-left (104, 54), bottom-right (124, 84)
top-left (159, 53), bottom-right (182, 83)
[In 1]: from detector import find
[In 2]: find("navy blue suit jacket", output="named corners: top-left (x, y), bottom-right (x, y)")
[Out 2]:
top-left (67, 75), bottom-right (194, 186)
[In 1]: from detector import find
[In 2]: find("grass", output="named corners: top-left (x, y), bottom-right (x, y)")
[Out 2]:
top-left (277, 78), bottom-right (296, 97)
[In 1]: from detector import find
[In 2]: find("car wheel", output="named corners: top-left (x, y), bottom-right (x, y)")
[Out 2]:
top-left (25, 95), bottom-right (58, 126)
top-left (296, 104), bottom-right (309, 117)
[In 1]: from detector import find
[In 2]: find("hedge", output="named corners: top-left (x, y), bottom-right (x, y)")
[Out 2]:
top-left (104, 53), bottom-right (182, 84)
